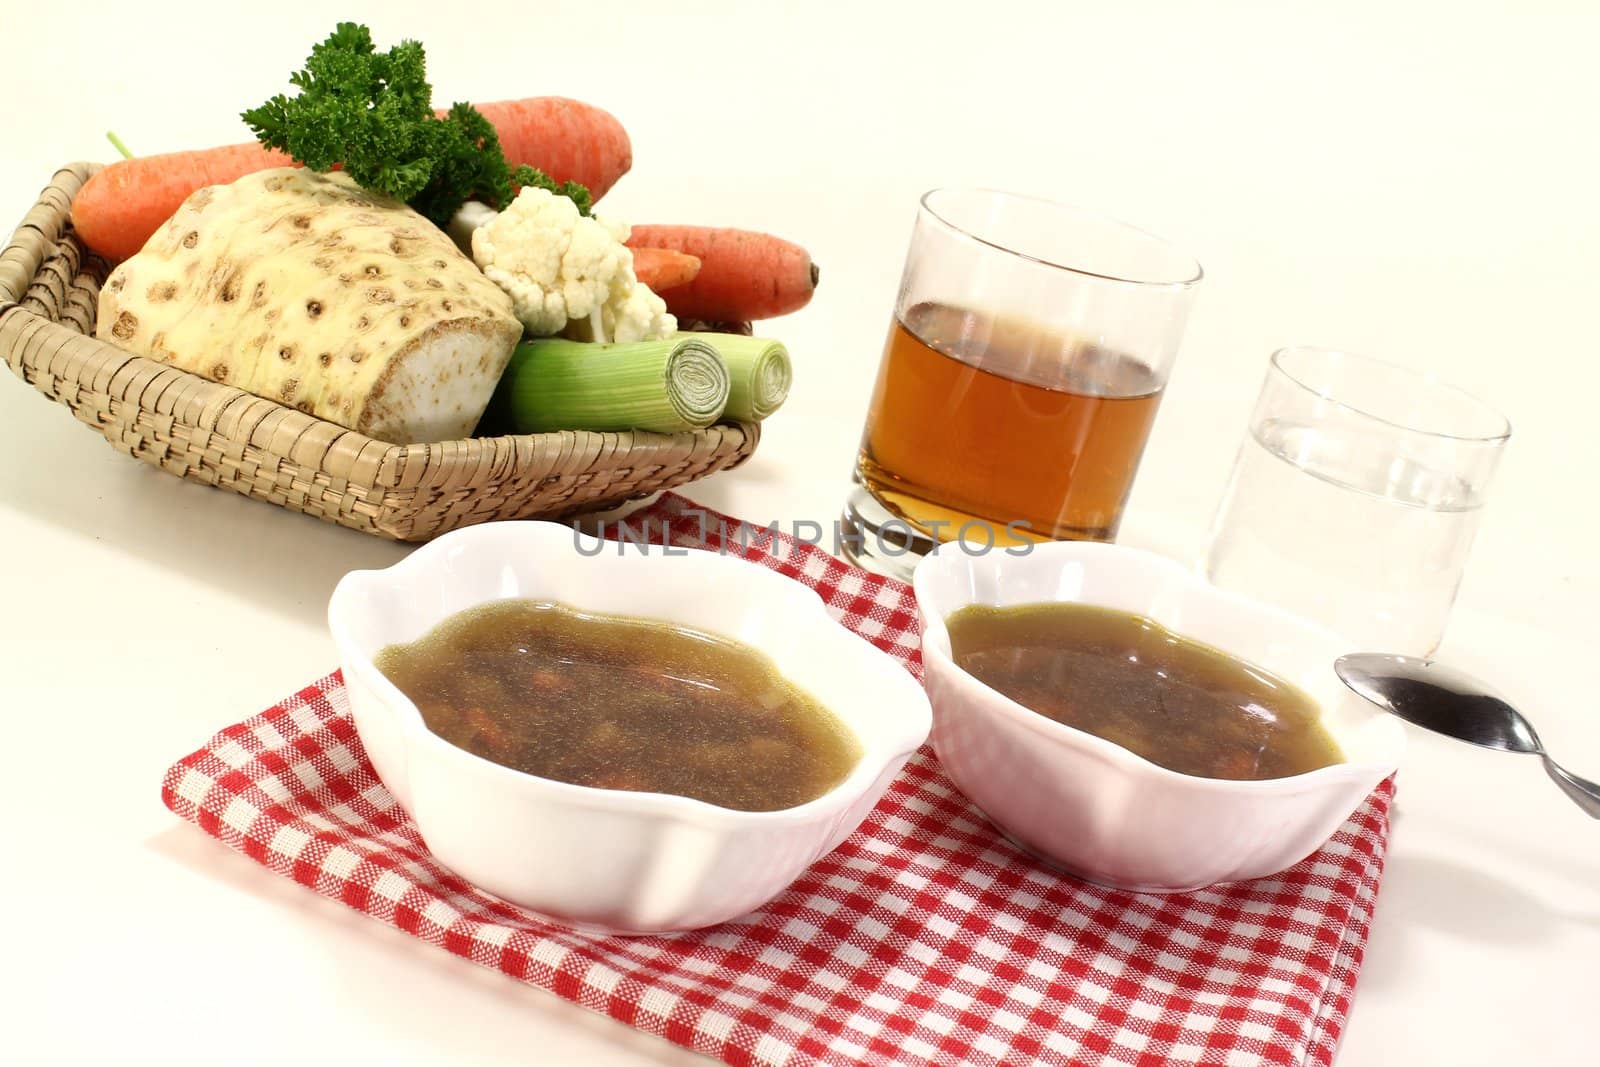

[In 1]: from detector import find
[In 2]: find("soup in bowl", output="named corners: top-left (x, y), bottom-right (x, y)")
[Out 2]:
top-left (330, 520), bottom-right (931, 934)
top-left (912, 540), bottom-right (1403, 893)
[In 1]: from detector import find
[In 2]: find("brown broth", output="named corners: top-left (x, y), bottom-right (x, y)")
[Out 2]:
top-left (945, 603), bottom-right (1342, 780)
top-left (857, 302), bottom-right (1163, 544)
top-left (375, 600), bottom-right (861, 811)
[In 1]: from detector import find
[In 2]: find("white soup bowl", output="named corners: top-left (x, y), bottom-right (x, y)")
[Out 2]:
top-left (329, 521), bottom-right (931, 934)
top-left (913, 540), bottom-right (1402, 893)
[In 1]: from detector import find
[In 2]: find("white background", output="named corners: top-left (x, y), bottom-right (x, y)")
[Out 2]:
top-left (2, 1), bottom-right (1597, 1063)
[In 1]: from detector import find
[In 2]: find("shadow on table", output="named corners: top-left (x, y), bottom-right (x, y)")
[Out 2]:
top-left (0, 393), bottom-right (410, 625)
top-left (144, 822), bottom-right (708, 1065)
top-left (1356, 848), bottom-right (1600, 995)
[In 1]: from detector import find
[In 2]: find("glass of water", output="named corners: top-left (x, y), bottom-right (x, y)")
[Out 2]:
top-left (1203, 347), bottom-right (1510, 656)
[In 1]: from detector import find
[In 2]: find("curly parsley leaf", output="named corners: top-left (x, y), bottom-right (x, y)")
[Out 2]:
top-left (511, 165), bottom-right (594, 217)
top-left (242, 23), bottom-right (591, 225)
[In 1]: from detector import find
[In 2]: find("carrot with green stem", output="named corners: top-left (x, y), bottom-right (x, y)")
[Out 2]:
top-left (73, 142), bottom-right (299, 261)
top-left (72, 96), bottom-right (630, 263)
top-left (74, 26), bottom-right (631, 261)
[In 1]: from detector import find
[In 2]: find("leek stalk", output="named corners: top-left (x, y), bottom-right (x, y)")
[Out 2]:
top-left (677, 332), bottom-right (792, 422)
top-left (487, 336), bottom-right (730, 435)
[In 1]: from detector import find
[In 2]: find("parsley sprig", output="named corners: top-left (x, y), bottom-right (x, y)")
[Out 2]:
top-left (242, 23), bottom-right (591, 226)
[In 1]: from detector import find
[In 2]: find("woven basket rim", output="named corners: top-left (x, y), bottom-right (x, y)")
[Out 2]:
top-left (1, 162), bottom-right (759, 497)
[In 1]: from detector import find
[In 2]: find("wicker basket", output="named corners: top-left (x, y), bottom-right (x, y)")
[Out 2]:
top-left (0, 164), bottom-right (759, 541)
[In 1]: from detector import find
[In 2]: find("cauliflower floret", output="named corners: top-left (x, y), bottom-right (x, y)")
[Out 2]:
top-left (605, 282), bottom-right (674, 344)
top-left (467, 188), bottom-right (675, 343)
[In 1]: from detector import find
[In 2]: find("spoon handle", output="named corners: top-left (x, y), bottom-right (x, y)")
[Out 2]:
top-left (1542, 756), bottom-right (1600, 819)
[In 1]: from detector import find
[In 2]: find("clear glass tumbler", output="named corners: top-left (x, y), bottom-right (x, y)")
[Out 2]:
top-left (840, 189), bottom-right (1202, 579)
top-left (1203, 347), bottom-right (1511, 655)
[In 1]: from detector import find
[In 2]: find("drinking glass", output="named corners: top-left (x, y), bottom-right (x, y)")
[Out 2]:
top-left (840, 189), bottom-right (1202, 579)
top-left (1203, 347), bottom-right (1511, 655)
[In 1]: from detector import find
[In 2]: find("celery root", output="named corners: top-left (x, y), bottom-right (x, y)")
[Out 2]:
top-left (96, 169), bottom-right (521, 444)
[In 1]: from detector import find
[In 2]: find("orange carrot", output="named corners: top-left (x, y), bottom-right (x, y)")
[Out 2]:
top-left (72, 143), bottom-right (294, 262)
top-left (626, 226), bottom-right (818, 322)
top-left (71, 97), bottom-right (632, 262)
top-left (474, 97), bottom-right (630, 205)
top-left (630, 247), bottom-right (702, 293)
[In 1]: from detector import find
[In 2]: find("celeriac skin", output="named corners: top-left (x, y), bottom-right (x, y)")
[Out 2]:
top-left (97, 169), bottom-right (522, 444)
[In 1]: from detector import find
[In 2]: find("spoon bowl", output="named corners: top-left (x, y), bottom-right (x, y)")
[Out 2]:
top-left (1335, 653), bottom-right (1600, 819)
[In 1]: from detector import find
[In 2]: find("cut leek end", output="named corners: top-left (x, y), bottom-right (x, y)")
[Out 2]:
top-left (678, 332), bottom-right (793, 422)
top-left (489, 336), bottom-right (730, 435)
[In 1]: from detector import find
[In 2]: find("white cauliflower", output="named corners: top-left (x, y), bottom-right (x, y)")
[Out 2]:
top-left (465, 188), bottom-right (674, 344)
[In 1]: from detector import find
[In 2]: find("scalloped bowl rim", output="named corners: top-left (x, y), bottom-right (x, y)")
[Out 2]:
top-left (912, 540), bottom-right (1404, 792)
top-left (329, 521), bottom-right (932, 828)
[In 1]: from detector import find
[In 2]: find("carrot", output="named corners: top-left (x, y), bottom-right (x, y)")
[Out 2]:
top-left (72, 143), bottom-right (294, 262)
top-left (71, 96), bottom-right (632, 262)
top-left (473, 97), bottom-right (631, 205)
top-left (625, 226), bottom-right (818, 322)
top-left (631, 247), bottom-right (702, 293)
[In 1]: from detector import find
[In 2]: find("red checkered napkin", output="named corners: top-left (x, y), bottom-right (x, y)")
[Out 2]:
top-left (162, 493), bottom-right (1392, 1067)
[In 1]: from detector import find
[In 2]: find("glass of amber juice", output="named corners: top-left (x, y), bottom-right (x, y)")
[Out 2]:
top-left (841, 189), bottom-right (1202, 578)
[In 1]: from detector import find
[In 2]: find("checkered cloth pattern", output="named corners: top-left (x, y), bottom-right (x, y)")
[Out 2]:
top-left (162, 493), bottom-right (1393, 1067)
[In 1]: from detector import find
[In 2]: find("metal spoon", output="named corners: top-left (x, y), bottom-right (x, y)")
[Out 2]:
top-left (1335, 653), bottom-right (1600, 819)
